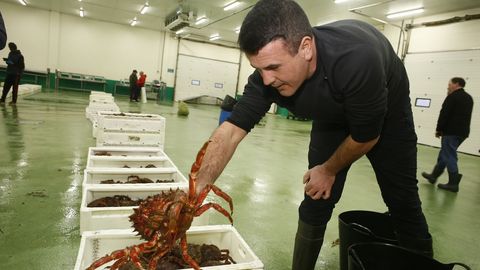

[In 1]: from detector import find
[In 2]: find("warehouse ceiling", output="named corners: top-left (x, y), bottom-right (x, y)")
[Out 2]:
top-left (1, 0), bottom-right (479, 46)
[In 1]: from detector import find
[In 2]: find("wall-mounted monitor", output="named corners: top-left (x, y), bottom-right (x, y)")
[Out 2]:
top-left (415, 98), bottom-right (431, 108)
top-left (191, 80), bottom-right (200, 86)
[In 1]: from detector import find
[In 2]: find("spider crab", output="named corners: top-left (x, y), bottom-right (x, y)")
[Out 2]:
top-left (86, 141), bottom-right (233, 270)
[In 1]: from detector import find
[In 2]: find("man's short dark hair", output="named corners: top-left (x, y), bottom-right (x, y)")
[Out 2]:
top-left (451, 77), bottom-right (466, 87)
top-left (8, 42), bottom-right (16, 51)
top-left (133, 69), bottom-right (137, 73)
top-left (238, 0), bottom-right (312, 55)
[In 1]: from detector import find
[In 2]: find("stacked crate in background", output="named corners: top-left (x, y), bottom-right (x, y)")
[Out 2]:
top-left (95, 112), bottom-right (166, 148)
top-left (85, 91), bottom-right (119, 122)
top-left (75, 91), bottom-right (263, 270)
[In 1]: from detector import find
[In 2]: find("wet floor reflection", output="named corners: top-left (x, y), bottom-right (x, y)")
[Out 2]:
top-left (1, 105), bottom-right (26, 162)
top-left (0, 105), bottom-right (27, 203)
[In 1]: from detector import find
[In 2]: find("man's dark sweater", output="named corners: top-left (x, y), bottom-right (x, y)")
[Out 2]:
top-left (436, 89), bottom-right (474, 138)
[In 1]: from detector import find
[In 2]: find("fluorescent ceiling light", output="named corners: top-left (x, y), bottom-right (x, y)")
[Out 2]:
top-left (18, 0), bottom-right (27, 5)
top-left (79, 7), bottom-right (84, 17)
top-left (130, 17), bottom-right (137, 26)
top-left (176, 29), bottom-right (185, 35)
top-left (140, 2), bottom-right (149, 14)
top-left (224, 1), bottom-right (241, 11)
top-left (195, 16), bottom-right (208, 25)
top-left (387, 7), bottom-right (424, 19)
top-left (209, 34), bottom-right (220, 41)
top-left (334, 0), bottom-right (350, 3)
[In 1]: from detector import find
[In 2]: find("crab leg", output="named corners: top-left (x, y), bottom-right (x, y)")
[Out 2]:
top-left (180, 235), bottom-right (201, 270)
top-left (195, 202), bottom-right (233, 224)
top-left (148, 202), bottom-right (189, 270)
top-left (147, 245), bottom-right (173, 270)
top-left (196, 184), bottom-right (233, 214)
top-left (209, 185), bottom-right (233, 213)
top-left (109, 257), bottom-right (129, 270)
top-left (188, 141), bottom-right (211, 199)
top-left (86, 248), bottom-right (130, 270)
top-left (190, 141), bottom-right (210, 174)
top-left (129, 237), bottom-right (160, 270)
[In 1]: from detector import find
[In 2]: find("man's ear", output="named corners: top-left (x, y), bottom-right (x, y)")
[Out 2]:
top-left (299, 36), bottom-right (314, 61)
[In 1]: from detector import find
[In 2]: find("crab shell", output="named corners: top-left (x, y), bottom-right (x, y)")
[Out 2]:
top-left (129, 188), bottom-right (195, 241)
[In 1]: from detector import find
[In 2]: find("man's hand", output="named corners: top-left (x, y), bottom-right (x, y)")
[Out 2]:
top-left (435, 131), bottom-right (442, 138)
top-left (303, 164), bottom-right (336, 200)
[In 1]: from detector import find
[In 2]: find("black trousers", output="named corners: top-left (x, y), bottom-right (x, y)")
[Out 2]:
top-left (1, 73), bottom-right (21, 103)
top-left (299, 128), bottom-right (430, 239)
top-left (130, 85), bottom-right (139, 101)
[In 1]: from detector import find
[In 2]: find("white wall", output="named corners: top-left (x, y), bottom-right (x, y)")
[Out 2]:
top-left (0, 2), bottom-right (50, 72)
top-left (237, 52), bottom-right (255, 96)
top-left (160, 34), bottom-right (179, 86)
top-left (382, 23), bottom-right (403, 55)
top-left (178, 39), bottom-right (239, 63)
top-left (0, 1), bottom-right (165, 82)
top-left (174, 39), bottom-right (240, 101)
top-left (57, 14), bottom-right (164, 81)
top-left (407, 8), bottom-right (480, 53)
top-left (404, 8), bottom-right (480, 155)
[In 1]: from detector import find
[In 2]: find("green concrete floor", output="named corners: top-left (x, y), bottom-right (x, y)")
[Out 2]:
top-left (0, 90), bottom-right (479, 269)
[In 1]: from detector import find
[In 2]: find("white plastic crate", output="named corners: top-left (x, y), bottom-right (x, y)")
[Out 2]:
top-left (86, 104), bottom-right (120, 121)
top-left (82, 168), bottom-right (188, 189)
top-left (90, 91), bottom-right (112, 96)
top-left (92, 121), bottom-right (98, 138)
top-left (89, 95), bottom-right (114, 103)
top-left (88, 146), bottom-right (165, 158)
top-left (87, 101), bottom-right (118, 108)
top-left (96, 130), bottom-right (164, 148)
top-left (87, 155), bottom-right (174, 169)
top-left (80, 185), bottom-right (214, 232)
top-left (74, 225), bottom-right (263, 270)
top-left (86, 146), bottom-right (173, 169)
top-left (92, 111), bottom-right (124, 137)
top-left (98, 112), bottom-right (166, 133)
top-left (88, 101), bottom-right (117, 107)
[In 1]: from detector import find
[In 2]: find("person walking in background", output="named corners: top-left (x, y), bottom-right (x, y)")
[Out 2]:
top-left (129, 69), bottom-right (138, 102)
top-left (0, 11), bottom-right (7, 50)
top-left (1, 42), bottom-right (25, 105)
top-left (136, 71), bottom-right (147, 102)
top-left (422, 77), bottom-right (474, 192)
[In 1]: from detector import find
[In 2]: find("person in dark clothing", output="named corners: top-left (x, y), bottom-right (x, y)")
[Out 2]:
top-left (129, 69), bottom-right (138, 102)
top-left (191, 1), bottom-right (433, 269)
top-left (422, 77), bottom-right (474, 192)
top-left (0, 12), bottom-right (7, 50)
top-left (1, 42), bottom-right (24, 105)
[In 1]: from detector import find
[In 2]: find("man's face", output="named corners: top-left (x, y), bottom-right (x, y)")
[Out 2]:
top-left (447, 80), bottom-right (459, 94)
top-left (247, 39), bottom-right (312, 97)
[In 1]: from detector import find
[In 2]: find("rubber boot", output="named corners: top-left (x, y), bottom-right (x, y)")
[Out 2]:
top-left (292, 219), bottom-right (326, 270)
top-left (398, 233), bottom-right (434, 258)
top-left (438, 172), bottom-right (462, 192)
top-left (421, 165), bottom-right (444, 184)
